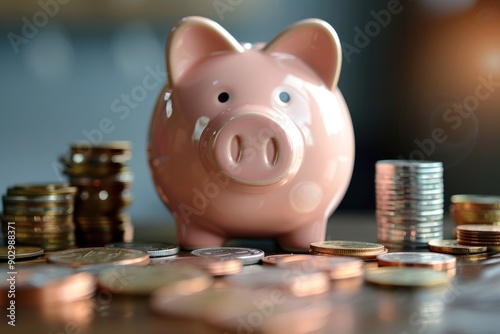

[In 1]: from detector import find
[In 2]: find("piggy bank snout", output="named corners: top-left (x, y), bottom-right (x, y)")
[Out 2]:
top-left (200, 108), bottom-right (304, 186)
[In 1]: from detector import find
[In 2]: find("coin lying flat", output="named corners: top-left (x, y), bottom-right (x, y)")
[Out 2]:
top-left (47, 247), bottom-right (149, 267)
top-left (98, 265), bottom-right (212, 295)
top-left (0, 265), bottom-right (95, 306)
top-left (0, 246), bottom-right (44, 260)
top-left (105, 241), bottom-right (179, 257)
top-left (428, 239), bottom-right (487, 255)
top-left (261, 254), bottom-right (296, 265)
top-left (151, 287), bottom-right (331, 334)
top-left (224, 267), bottom-right (330, 297)
top-left (310, 241), bottom-right (385, 255)
top-left (377, 252), bottom-right (456, 270)
top-left (159, 256), bottom-right (242, 276)
top-left (191, 247), bottom-right (264, 265)
top-left (364, 267), bottom-right (450, 288)
top-left (276, 254), bottom-right (364, 280)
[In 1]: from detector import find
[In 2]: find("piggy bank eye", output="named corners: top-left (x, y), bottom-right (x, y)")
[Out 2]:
top-left (279, 91), bottom-right (290, 104)
top-left (218, 92), bottom-right (229, 103)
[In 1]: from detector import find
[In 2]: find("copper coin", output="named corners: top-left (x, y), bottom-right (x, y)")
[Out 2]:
top-left (47, 247), bottom-right (149, 267)
top-left (457, 224), bottom-right (500, 234)
top-left (0, 265), bottom-right (95, 306)
top-left (377, 252), bottom-right (456, 270)
top-left (276, 254), bottom-right (364, 280)
top-left (261, 254), bottom-right (296, 265)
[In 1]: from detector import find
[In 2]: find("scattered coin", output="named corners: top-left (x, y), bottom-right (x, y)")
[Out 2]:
top-left (261, 254), bottom-right (295, 265)
top-left (0, 265), bottom-right (95, 306)
top-left (276, 254), bottom-right (364, 280)
top-left (377, 252), bottom-right (456, 271)
top-left (364, 267), bottom-right (450, 288)
top-left (310, 240), bottom-right (387, 260)
top-left (224, 267), bottom-right (330, 297)
top-left (428, 239), bottom-right (487, 255)
top-left (47, 247), bottom-right (149, 267)
top-left (105, 241), bottom-right (179, 257)
top-left (191, 247), bottom-right (264, 265)
top-left (159, 256), bottom-right (242, 276)
top-left (98, 265), bottom-right (213, 295)
top-left (0, 246), bottom-right (44, 260)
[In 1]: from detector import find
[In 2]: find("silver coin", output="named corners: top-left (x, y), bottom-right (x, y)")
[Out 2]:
top-left (376, 194), bottom-right (444, 202)
top-left (376, 180), bottom-right (444, 188)
top-left (376, 221), bottom-right (443, 230)
top-left (377, 252), bottom-right (455, 268)
top-left (376, 172), bottom-right (444, 180)
top-left (377, 226), bottom-right (443, 236)
top-left (191, 247), bottom-right (264, 265)
top-left (376, 160), bottom-right (443, 168)
top-left (377, 209), bottom-right (443, 217)
top-left (105, 241), bottom-right (179, 257)
top-left (377, 233), bottom-right (443, 243)
top-left (0, 265), bottom-right (76, 288)
top-left (376, 204), bottom-right (444, 213)
top-left (377, 223), bottom-right (443, 233)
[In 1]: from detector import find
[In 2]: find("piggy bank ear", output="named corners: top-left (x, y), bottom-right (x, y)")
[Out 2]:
top-left (264, 19), bottom-right (342, 90)
top-left (167, 16), bottom-right (244, 86)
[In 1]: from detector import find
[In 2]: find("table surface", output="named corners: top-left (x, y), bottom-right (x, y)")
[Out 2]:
top-left (3, 212), bottom-right (500, 334)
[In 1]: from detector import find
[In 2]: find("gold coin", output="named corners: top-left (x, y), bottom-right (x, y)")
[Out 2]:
top-left (364, 267), bottom-right (449, 287)
top-left (7, 184), bottom-right (77, 196)
top-left (310, 240), bottom-right (385, 256)
top-left (97, 265), bottom-right (212, 295)
top-left (428, 239), bottom-right (487, 254)
top-left (0, 246), bottom-right (44, 259)
top-left (47, 247), bottom-right (149, 267)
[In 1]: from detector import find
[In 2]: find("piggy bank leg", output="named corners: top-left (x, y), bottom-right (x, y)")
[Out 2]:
top-left (276, 219), bottom-right (326, 252)
top-left (176, 218), bottom-right (225, 250)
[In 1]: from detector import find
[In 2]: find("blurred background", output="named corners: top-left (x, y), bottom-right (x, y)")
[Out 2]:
top-left (1, 0), bottom-right (500, 231)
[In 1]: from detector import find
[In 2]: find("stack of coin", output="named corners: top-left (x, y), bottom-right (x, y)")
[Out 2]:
top-left (375, 160), bottom-right (444, 249)
top-left (1, 184), bottom-right (77, 251)
top-left (310, 240), bottom-right (387, 261)
top-left (450, 195), bottom-right (500, 226)
top-left (456, 224), bottom-right (500, 252)
top-left (61, 141), bottom-right (133, 246)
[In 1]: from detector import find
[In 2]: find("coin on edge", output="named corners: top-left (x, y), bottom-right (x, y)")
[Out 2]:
top-left (47, 247), bottom-right (149, 267)
top-left (365, 267), bottom-right (450, 288)
top-left (428, 239), bottom-right (487, 255)
top-left (191, 247), bottom-right (264, 265)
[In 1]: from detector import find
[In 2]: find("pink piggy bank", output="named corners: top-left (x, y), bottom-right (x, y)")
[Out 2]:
top-left (148, 16), bottom-right (354, 251)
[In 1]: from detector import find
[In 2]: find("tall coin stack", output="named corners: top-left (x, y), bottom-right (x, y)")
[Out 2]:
top-left (375, 160), bottom-right (444, 249)
top-left (1, 184), bottom-right (77, 251)
top-left (61, 141), bottom-right (134, 246)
